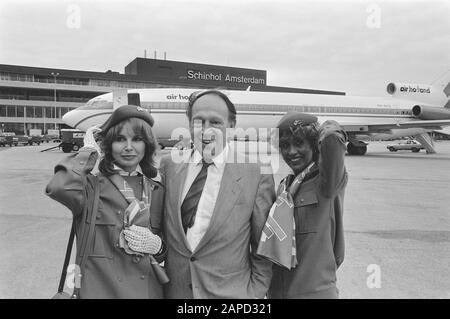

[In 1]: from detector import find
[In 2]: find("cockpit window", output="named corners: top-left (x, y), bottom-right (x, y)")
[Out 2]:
top-left (78, 99), bottom-right (113, 110)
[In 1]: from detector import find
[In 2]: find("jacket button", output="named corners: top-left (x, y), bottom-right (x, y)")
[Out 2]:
top-left (140, 275), bottom-right (146, 280)
top-left (133, 256), bottom-right (141, 263)
top-left (117, 277), bottom-right (122, 282)
top-left (300, 198), bottom-right (304, 202)
top-left (190, 257), bottom-right (196, 262)
top-left (117, 210), bottom-right (121, 215)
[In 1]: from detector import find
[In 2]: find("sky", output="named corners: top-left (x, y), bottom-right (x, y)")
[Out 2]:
top-left (0, 0), bottom-right (449, 96)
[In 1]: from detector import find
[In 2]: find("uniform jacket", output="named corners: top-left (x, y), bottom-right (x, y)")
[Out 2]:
top-left (269, 121), bottom-right (348, 299)
top-left (159, 148), bottom-right (275, 299)
top-left (46, 149), bottom-right (166, 299)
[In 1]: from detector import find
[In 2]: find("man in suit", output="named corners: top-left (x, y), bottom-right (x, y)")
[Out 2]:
top-left (159, 90), bottom-right (275, 299)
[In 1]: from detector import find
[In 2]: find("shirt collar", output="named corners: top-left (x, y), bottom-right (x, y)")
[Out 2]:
top-left (113, 164), bottom-right (143, 176)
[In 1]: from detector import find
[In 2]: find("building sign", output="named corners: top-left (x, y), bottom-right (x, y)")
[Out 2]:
top-left (186, 69), bottom-right (266, 85)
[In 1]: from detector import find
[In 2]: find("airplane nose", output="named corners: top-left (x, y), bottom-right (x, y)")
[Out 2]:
top-left (62, 109), bottom-right (79, 128)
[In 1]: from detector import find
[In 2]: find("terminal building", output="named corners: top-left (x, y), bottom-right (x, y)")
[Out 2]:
top-left (0, 57), bottom-right (345, 135)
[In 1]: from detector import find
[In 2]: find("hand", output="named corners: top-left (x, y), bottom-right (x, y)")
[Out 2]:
top-left (123, 225), bottom-right (162, 255)
top-left (83, 124), bottom-right (102, 155)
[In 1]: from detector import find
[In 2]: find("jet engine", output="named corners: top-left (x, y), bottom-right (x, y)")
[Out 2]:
top-left (412, 105), bottom-right (450, 120)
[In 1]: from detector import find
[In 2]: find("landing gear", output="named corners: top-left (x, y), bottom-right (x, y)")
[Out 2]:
top-left (347, 141), bottom-right (367, 155)
top-left (61, 144), bottom-right (72, 153)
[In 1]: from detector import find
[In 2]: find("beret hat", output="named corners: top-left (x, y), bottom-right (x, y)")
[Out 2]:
top-left (276, 111), bottom-right (318, 134)
top-left (99, 105), bottom-right (154, 134)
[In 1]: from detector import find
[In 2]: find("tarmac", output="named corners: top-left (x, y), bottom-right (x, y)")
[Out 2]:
top-left (0, 140), bottom-right (449, 299)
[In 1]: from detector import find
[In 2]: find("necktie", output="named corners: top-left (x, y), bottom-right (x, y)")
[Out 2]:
top-left (181, 160), bottom-right (211, 233)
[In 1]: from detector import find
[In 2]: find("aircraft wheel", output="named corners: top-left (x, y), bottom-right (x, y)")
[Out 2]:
top-left (347, 142), bottom-right (367, 156)
top-left (62, 145), bottom-right (72, 153)
top-left (412, 148), bottom-right (420, 153)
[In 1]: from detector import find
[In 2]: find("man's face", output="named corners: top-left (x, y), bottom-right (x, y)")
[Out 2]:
top-left (280, 134), bottom-right (314, 175)
top-left (189, 94), bottom-right (235, 159)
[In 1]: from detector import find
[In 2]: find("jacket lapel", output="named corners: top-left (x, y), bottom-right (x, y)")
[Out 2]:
top-left (170, 161), bottom-right (191, 250)
top-left (107, 174), bottom-right (134, 204)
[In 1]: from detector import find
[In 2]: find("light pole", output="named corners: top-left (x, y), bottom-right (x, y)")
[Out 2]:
top-left (51, 72), bottom-right (59, 129)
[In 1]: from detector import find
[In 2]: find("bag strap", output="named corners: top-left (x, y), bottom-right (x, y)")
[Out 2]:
top-left (72, 175), bottom-right (100, 298)
top-left (55, 175), bottom-right (100, 297)
top-left (56, 221), bottom-right (76, 293)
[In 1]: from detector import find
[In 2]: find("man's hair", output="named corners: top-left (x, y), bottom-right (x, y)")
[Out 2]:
top-left (186, 90), bottom-right (237, 124)
top-left (98, 117), bottom-right (158, 178)
top-left (279, 123), bottom-right (320, 162)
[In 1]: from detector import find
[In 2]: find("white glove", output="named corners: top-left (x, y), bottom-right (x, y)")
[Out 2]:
top-left (83, 124), bottom-right (102, 155)
top-left (123, 225), bottom-right (162, 255)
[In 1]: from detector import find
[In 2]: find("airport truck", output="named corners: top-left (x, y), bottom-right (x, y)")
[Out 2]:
top-left (0, 132), bottom-right (15, 146)
top-left (28, 129), bottom-right (43, 145)
top-left (60, 129), bottom-right (85, 153)
top-left (0, 135), bottom-right (9, 147)
top-left (14, 135), bottom-right (31, 146)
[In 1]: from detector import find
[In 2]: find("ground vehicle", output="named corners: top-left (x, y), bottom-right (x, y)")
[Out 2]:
top-left (0, 132), bottom-right (15, 146)
top-left (28, 135), bottom-right (42, 145)
top-left (387, 140), bottom-right (425, 152)
top-left (41, 135), bottom-right (53, 143)
top-left (14, 135), bottom-right (31, 146)
top-left (60, 129), bottom-right (84, 153)
top-left (0, 136), bottom-right (7, 146)
top-left (28, 129), bottom-right (43, 145)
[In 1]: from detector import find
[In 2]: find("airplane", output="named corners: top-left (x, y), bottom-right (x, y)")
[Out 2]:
top-left (62, 71), bottom-right (450, 155)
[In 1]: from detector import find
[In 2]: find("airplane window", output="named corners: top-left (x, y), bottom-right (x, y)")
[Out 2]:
top-left (82, 99), bottom-right (113, 110)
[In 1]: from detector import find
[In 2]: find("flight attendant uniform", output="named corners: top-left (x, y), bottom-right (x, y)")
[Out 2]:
top-left (46, 148), bottom-right (166, 299)
top-left (269, 121), bottom-right (348, 299)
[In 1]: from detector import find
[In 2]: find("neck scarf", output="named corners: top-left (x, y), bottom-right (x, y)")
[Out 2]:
top-left (112, 164), bottom-right (143, 177)
top-left (256, 162), bottom-right (315, 269)
top-left (108, 170), bottom-right (154, 256)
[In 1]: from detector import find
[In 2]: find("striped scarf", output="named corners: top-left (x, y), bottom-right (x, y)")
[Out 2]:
top-left (109, 166), bottom-right (154, 255)
top-left (257, 162), bottom-right (315, 269)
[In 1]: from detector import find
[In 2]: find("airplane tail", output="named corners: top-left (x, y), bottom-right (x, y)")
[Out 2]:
top-left (430, 69), bottom-right (450, 108)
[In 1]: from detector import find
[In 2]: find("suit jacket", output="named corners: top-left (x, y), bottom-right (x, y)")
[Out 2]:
top-left (46, 149), bottom-right (166, 299)
top-left (160, 147), bottom-right (275, 299)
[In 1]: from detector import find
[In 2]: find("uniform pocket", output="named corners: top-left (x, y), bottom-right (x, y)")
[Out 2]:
top-left (86, 204), bottom-right (117, 226)
top-left (86, 205), bottom-right (117, 258)
top-left (294, 190), bottom-right (319, 234)
top-left (90, 226), bottom-right (114, 258)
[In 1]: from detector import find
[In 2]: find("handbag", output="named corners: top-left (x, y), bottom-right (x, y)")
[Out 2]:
top-left (52, 175), bottom-right (100, 299)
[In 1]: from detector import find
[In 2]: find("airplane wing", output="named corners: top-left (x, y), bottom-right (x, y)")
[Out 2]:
top-left (342, 119), bottom-right (450, 133)
top-left (434, 126), bottom-right (450, 136)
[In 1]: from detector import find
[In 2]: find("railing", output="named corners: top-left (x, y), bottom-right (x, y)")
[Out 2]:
top-left (1, 75), bottom-right (155, 88)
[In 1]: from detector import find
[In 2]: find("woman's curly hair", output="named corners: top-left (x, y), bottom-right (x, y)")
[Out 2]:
top-left (98, 117), bottom-right (158, 178)
top-left (277, 122), bottom-right (320, 162)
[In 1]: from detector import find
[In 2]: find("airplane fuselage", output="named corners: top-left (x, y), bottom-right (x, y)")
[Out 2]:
top-left (65, 88), bottom-right (434, 142)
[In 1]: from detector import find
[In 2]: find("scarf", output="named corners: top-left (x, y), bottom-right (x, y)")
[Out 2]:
top-left (108, 166), bottom-right (154, 256)
top-left (256, 162), bottom-right (315, 269)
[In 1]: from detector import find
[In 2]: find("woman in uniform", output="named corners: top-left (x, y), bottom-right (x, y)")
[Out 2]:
top-left (46, 105), bottom-right (166, 298)
top-left (258, 111), bottom-right (348, 299)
